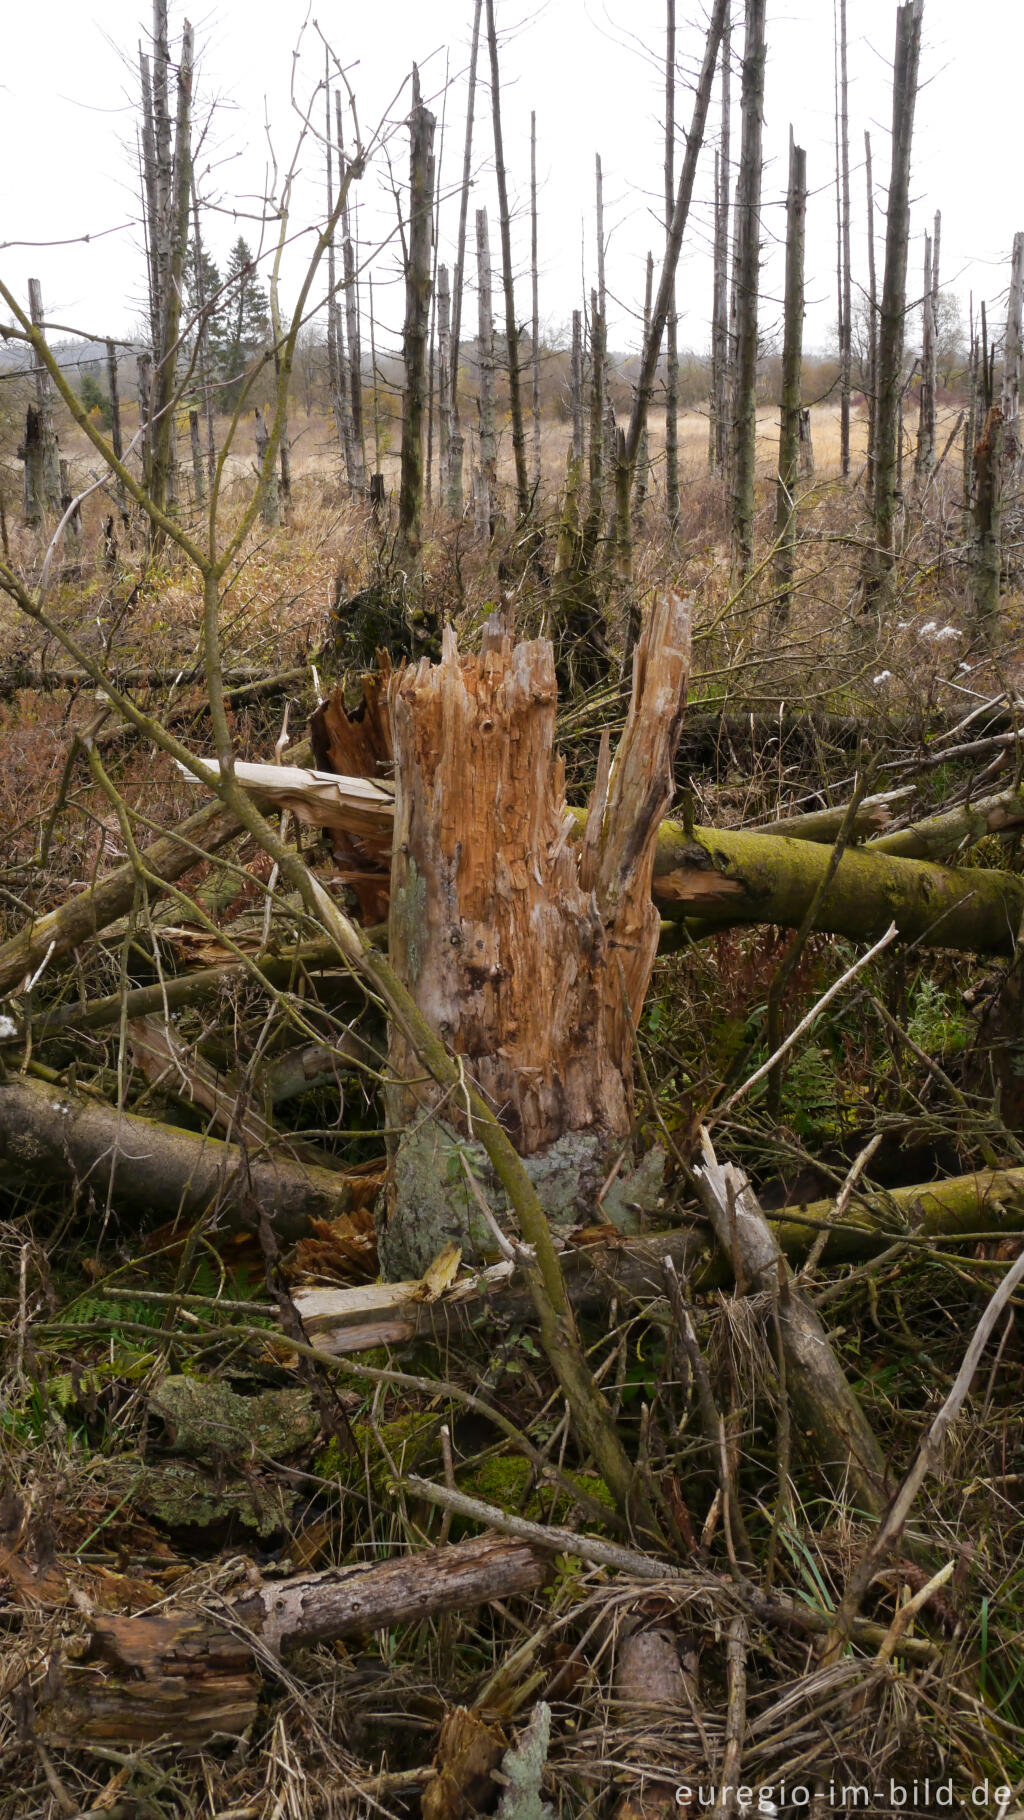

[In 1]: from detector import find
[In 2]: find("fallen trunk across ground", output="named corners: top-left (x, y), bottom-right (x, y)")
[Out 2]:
top-left (29, 1533), bottom-right (548, 1747)
top-left (0, 1072), bottom-right (375, 1238)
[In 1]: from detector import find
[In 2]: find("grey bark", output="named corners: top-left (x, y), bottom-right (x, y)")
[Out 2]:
top-left (773, 132), bottom-right (807, 619)
top-left (188, 407), bottom-right (206, 506)
top-left (916, 214), bottom-right (939, 477)
top-left (325, 62), bottom-right (356, 486)
top-left (59, 458), bottom-right (82, 563)
top-left (437, 263), bottom-right (452, 498)
top-left (254, 407), bottom-right (280, 526)
top-left (623, 0), bottom-right (728, 475)
top-left (1002, 230), bottom-right (1024, 466)
top-left (664, 0), bottom-right (679, 519)
top-left (475, 207), bottom-right (497, 536)
top-left (485, 0), bottom-right (530, 519)
top-left (868, 0), bottom-right (924, 603)
top-left (864, 130), bottom-right (878, 503)
top-left (397, 69), bottom-right (436, 558)
top-left (24, 279), bottom-right (61, 525)
top-left (635, 253), bottom-right (654, 513)
top-left (729, 0), bottom-right (767, 581)
top-left (105, 339), bottom-right (130, 525)
top-left (530, 109), bottom-right (542, 495)
top-left (145, 9), bottom-right (192, 520)
top-left (448, 0), bottom-right (483, 517)
top-left (570, 309), bottom-right (584, 466)
top-left (190, 182), bottom-right (217, 486)
top-left (712, 14), bottom-right (732, 477)
top-left (971, 404), bottom-right (1004, 635)
top-left (337, 95), bottom-right (366, 491)
top-left (836, 0), bottom-right (852, 477)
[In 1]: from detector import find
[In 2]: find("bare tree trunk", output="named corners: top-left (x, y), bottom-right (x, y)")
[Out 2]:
top-left (189, 407), bottom-right (206, 506)
top-left (325, 66), bottom-right (355, 486)
top-left (137, 352), bottom-right (153, 491)
top-left (729, 0), bottom-right (767, 580)
top-left (337, 95), bottom-right (366, 492)
top-left (864, 130), bottom-right (878, 504)
top-left (1002, 231), bottom-right (1024, 467)
top-left (475, 208), bottom-right (497, 537)
top-left (584, 289), bottom-right (605, 564)
top-left (23, 279), bottom-right (61, 524)
top-left (59, 458), bottom-right (82, 563)
top-left (147, 12), bottom-right (192, 522)
top-left (773, 132), bottom-right (807, 620)
top-left (570, 308), bottom-right (584, 466)
top-left (423, 71), bottom-right (446, 507)
top-left (971, 404), bottom-right (1003, 636)
top-left (190, 184), bottom-right (217, 486)
top-left (613, 429), bottom-right (632, 591)
top-left (836, 0), bottom-right (852, 477)
top-left (916, 214), bottom-right (939, 477)
top-left (664, 0), bottom-right (679, 520)
top-left (635, 253), bottom-right (653, 513)
top-left (623, 0), bottom-right (728, 476)
top-left (484, 0), bottom-right (530, 520)
top-left (397, 69), bottom-right (436, 559)
top-left (448, 0), bottom-right (483, 517)
top-left (254, 408), bottom-right (280, 526)
top-left (437, 264), bottom-right (452, 500)
top-left (713, 14), bottom-right (732, 476)
top-left (530, 109), bottom-right (542, 496)
top-left (867, 0), bottom-right (924, 604)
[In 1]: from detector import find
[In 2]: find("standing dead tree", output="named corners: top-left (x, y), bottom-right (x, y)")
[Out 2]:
top-left (866, 0), bottom-right (923, 604)
top-left (664, 0), bottom-right (679, 520)
top-left (916, 212), bottom-right (940, 478)
top-left (325, 58), bottom-right (356, 487)
top-left (773, 132), bottom-right (807, 620)
top-left (21, 280), bottom-right (62, 527)
top-left (530, 109), bottom-right (542, 495)
top-left (139, 3), bottom-right (194, 522)
top-left (729, 0), bottom-right (767, 580)
top-left (337, 94), bottom-right (366, 493)
top-left (484, 0), bottom-right (530, 520)
top-left (1002, 230), bottom-right (1024, 467)
top-left (709, 14), bottom-right (732, 477)
top-left (475, 208), bottom-right (497, 535)
top-left (397, 68), bottom-right (436, 560)
top-left (864, 130), bottom-right (879, 503)
top-left (448, 0), bottom-right (483, 516)
top-left (835, 0), bottom-right (852, 477)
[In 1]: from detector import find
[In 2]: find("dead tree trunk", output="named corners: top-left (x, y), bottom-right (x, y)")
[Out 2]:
top-left (475, 208), bottom-right (497, 536)
top-left (24, 280), bottom-right (62, 525)
top-left (530, 109), bottom-right (542, 496)
top-left (773, 132), bottom-right (806, 620)
top-left (448, 0), bottom-right (482, 517)
top-left (729, 0), bottom-right (766, 580)
top-left (337, 96), bottom-right (367, 492)
top-left (916, 214), bottom-right (939, 478)
top-left (570, 308), bottom-right (585, 465)
top-left (397, 69), bottom-right (436, 560)
top-left (145, 10), bottom-right (193, 522)
top-left (188, 407), bottom-right (206, 506)
top-left (1002, 230), bottom-right (1024, 467)
top-left (971, 404), bottom-right (1004, 635)
top-left (254, 407), bottom-right (280, 526)
top-left (864, 130), bottom-right (878, 504)
top-left (379, 594), bottom-right (692, 1278)
top-left (836, 0), bottom-right (852, 477)
top-left (484, 0), bottom-right (530, 520)
top-left (867, 0), bottom-right (923, 603)
top-left (711, 14), bottom-right (732, 477)
top-left (106, 339), bottom-right (130, 527)
top-left (664, 0), bottom-right (679, 521)
top-left (437, 263), bottom-right (452, 499)
top-left (635, 252), bottom-right (654, 513)
top-left (190, 182), bottom-right (217, 487)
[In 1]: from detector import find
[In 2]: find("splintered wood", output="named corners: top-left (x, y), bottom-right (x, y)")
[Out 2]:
top-left (380, 597), bottom-right (691, 1272)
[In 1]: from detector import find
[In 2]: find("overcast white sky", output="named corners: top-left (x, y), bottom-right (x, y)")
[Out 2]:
top-left (1, 0), bottom-right (1020, 364)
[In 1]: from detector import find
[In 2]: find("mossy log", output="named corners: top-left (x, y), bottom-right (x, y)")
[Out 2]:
top-left (0, 1072), bottom-right (372, 1239)
top-left (651, 821), bottom-right (1024, 955)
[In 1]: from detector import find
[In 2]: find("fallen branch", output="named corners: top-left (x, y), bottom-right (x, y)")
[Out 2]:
top-left (32, 1534), bottom-right (548, 1748)
top-left (0, 1072), bottom-right (376, 1239)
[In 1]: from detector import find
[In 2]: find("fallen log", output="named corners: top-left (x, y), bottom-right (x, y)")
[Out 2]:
top-left (867, 782), bottom-right (1024, 861)
top-left (652, 820), bottom-right (1024, 955)
top-left (292, 1163), bottom-right (1024, 1351)
top-left (32, 1534), bottom-right (548, 1748)
top-left (0, 1072), bottom-right (374, 1238)
top-left (0, 663), bottom-right (307, 700)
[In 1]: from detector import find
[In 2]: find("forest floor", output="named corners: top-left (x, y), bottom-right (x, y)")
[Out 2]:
top-left (1, 406), bottom-right (1023, 1820)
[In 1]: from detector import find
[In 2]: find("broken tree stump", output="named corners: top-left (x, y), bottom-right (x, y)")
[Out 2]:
top-left (379, 597), bottom-right (692, 1276)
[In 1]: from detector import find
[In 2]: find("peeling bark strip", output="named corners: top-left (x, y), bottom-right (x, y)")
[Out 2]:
top-left (381, 597), bottom-right (692, 1275)
top-left (35, 1535), bottom-right (547, 1748)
